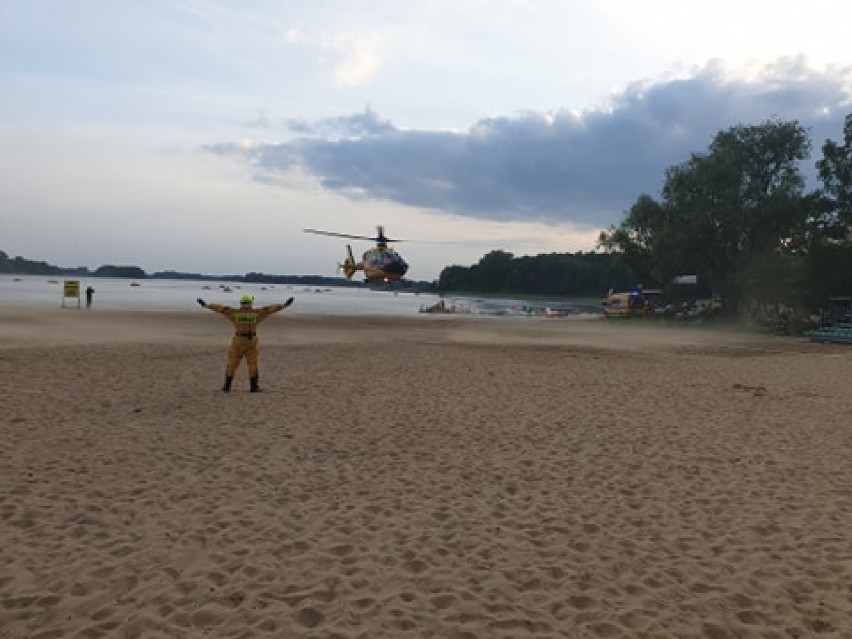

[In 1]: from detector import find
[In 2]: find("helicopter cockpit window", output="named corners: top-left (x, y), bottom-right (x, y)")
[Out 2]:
top-left (368, 252), bottom-right (395, 267)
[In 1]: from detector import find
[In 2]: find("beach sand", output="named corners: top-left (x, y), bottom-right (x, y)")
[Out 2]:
top-left (2, 307), bottom-right (852, 638)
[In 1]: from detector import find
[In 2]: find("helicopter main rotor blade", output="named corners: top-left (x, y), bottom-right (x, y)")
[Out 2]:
top-left (303, 228), bottom-right (407, 242)
top-left (303, 228), bottom-right (376, 241)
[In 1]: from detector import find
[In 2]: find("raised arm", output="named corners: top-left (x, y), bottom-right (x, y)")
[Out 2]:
top-left (257, 297), bottom-right (295, 319)
top-left (197, 298), bottom-right (228, 313)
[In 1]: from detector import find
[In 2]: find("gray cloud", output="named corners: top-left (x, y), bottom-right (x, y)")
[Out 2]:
top-left (284, 106), bottom-right (396, 138)
top-left (207, 58), bottom-right (852, 227)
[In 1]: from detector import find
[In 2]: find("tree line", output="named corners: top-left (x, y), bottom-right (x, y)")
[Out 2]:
top-left (0, 252), bottom-right (145, 278)
top-left (437, 250), bottom-right (649, 298)
top-left (438, 114), bottom-right (852, 319)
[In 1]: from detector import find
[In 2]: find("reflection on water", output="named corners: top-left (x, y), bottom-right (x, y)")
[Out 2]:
top-left (0, 275), bottom-right (603, 318)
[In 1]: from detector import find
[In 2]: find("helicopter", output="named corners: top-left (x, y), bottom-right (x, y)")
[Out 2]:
top-left (303, 225), bottom-right (410, 284)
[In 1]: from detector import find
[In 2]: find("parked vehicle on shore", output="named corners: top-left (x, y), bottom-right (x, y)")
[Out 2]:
top-left (602, 287), bottom-right (663, 318)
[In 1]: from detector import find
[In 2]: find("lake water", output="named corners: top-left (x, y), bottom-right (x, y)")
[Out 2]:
top-left (0, 274), bottom-right (603, 318)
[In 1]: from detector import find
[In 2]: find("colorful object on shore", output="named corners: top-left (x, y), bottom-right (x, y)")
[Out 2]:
top-left (420, 299), bottom-right (448, 313)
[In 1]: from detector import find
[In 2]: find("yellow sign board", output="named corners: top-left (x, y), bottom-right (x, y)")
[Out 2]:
top-left (62, 279), bottom-right (81, 308)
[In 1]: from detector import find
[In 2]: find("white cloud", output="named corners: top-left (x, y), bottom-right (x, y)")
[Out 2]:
top-left (285, 29), bottom-right (385, 88)
top-left (330, 36), bottom-right (382, 87)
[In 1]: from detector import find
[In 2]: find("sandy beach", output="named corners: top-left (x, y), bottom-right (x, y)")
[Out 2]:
top-left (2, 306), bottom-right (851, 638)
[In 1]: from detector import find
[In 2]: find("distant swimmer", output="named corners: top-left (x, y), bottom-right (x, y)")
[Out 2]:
top-left (197, 293), bottom-right (295, 393)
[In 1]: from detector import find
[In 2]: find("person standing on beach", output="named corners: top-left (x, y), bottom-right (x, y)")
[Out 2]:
top-left (197, 293), bottom-right (295, 393)
top-left (85, 286), bottom-right (95, 309)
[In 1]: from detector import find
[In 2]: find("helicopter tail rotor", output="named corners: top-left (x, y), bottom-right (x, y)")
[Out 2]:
top-left (337, 244), bottom-right (358, 281)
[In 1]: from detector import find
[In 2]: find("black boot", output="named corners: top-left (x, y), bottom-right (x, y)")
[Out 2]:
top-left (222, 375), bottom-right (233, 392)
top-left (249, 376), bottom-right (261, 393)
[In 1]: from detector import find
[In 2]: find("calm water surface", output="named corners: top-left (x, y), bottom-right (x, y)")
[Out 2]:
top-left (0, 275), bottom-right (442, 316)
top-left (0, 275), bottom-right (603, 318)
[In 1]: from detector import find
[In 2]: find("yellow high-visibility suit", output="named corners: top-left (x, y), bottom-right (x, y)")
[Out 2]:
top-left (204, 302), bottom-right (286, 382)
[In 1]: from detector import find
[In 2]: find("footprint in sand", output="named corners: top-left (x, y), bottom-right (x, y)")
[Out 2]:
top-left (295, 606), bottom-right (325, 628)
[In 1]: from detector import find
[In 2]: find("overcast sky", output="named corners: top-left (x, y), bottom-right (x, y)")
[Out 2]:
top-left (2, 1), bottom-right (851, 280)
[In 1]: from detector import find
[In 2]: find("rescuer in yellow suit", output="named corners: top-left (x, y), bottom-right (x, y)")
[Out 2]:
top-left (197, 293), bottom-right (295, 392)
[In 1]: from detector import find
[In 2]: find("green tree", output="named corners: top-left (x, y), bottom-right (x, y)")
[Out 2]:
top-left (436, 250), bottom-right (641, 298)
top-left (816, 113), bottom-right (852, 241)
top-left (437, 264), bottom-right (471, 292)
top-left (94, 265), bottom-right (147, 278)
top-left (597, 194), bottom-right (681, 286)
top-left (600, 119), bottom-right (811, 310)
top-left (470, 250), bottom-right (515, 294)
